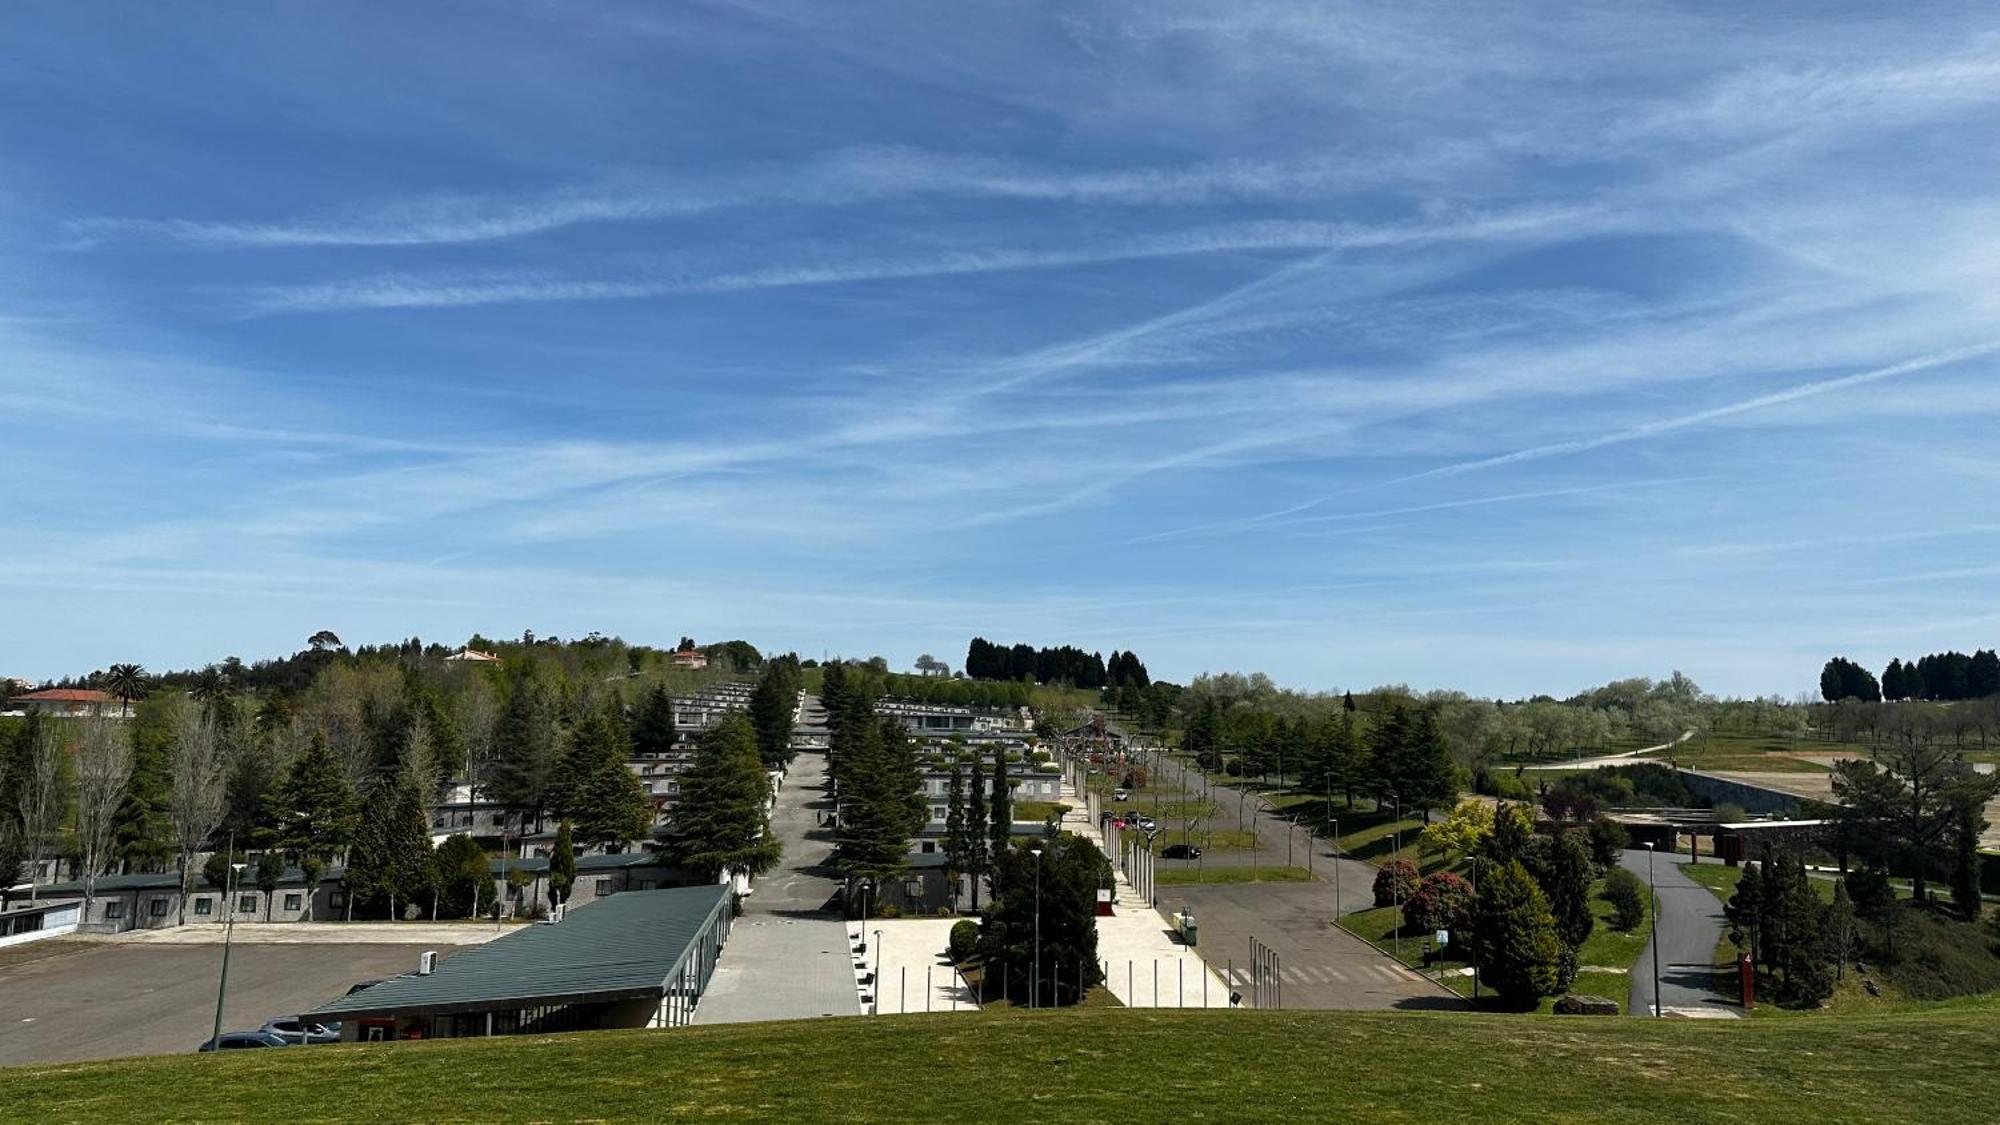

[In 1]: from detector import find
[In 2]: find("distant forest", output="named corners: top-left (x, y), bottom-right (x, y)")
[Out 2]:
top-left (962, 638), bottom-right (1150, 690)
top-left (1821, 650), bottom-right (2000, 704)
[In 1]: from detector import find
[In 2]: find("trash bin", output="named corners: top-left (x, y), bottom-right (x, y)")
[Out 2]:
top-left (1181, 916), bottom-right (1198, 947)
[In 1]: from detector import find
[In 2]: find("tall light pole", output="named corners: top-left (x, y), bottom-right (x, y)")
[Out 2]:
top-left (209, 835), bottom-right (246, 1049)
top-left (1643, 842), bottom-right (1662, 1018)
top-left (1331, 816), bottom-right (1341, 920)
top-left (1030, 844), bottom-right (1044, 1010)
top-left (873, 928), bottom-right (885, 1015)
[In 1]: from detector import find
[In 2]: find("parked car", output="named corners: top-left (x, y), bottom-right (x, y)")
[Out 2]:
top-left (1138, 816), bottom-right (1158, 832)
top-left (260, 1018), bottom-right (340, 1045)
top-left (198, 1031), bottom-right (289, 1052)
top-left (1161, 844), bottom-right (1202, 860)
top-left (1111, 788), bottom-right (1130, 802)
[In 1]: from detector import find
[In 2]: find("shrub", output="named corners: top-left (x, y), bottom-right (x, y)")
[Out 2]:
top-left (1403, 871), bottom-right (1474, 935)
top-left (878, 904), bottom-right (902, 919)
top-left (1586, 819), bottom-right (1629, 868)
top-left (1373, 859), bottom-right (1420, 908)
top-left (1601, 866), bottom-right (1645, 931)
top-left (948, 920), bottom-right (980, 963)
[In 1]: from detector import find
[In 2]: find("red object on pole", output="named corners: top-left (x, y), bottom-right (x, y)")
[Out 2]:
top-left (1738, 952), bottom-right (1755, 1010)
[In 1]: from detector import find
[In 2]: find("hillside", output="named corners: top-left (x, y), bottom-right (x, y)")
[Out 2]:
top-left (6, 1002), bottom-right (1996, 1123)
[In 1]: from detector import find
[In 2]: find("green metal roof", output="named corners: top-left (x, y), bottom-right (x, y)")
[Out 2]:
top-left (306, 884), bottom-right (730, 1019)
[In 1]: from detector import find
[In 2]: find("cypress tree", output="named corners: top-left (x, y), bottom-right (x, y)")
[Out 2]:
top-left (1472, 859), bottom-right (1564, 1007)
top-left (990, 751), bottom-right (1014, 862)
top-left (550, 819), bottom-right (576, 904)
top-left (1546, 830), bottom-right (1595, 949)
top-left (663, 715), bottom-right (782, 883)
top-left (490, 666), bottom-right (561, 831)
top-left (966, 758), bottom-right (988, 911)
top-left (559, 700), bottom-right (651, 849)
top-left (943, 764), bottom-right (968, 909)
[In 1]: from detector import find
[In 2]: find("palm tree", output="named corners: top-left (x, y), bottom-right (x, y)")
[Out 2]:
top-left (190, 666), bottom-right (227, 706)
top-left (105, 663), bottom-right (147, 718)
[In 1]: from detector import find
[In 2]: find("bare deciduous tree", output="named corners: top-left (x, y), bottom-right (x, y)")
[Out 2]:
top-left (72, 716), bottom-right (134, 923)
top-left (167, 698), bottom-right (227, 925)
top-left (14, 721), bottom-right (67, 903)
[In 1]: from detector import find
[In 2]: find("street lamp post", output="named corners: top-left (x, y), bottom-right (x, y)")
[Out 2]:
top-left (1391, 797), bottom-right (1403, 960)
top-left (1331, 816), bottom-right (1341, 920)
top-left (209, 836), bottom-right (247, 1050)
top-left (1644, 842), bottom-right (1662, 1017)
top-left (1030, 844), bottom-right (1044, 1010)
top-left (873, 928), bottom-right (885, 1015)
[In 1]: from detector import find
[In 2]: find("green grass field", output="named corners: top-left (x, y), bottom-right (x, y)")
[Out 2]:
top-left (7, 1003), bottom-right (1996, 1123)
top-left (1156, 827), bottom-right (1258, 851)
top-left (1155, 865), bottom-right (1312, 885)
top-left (1012, 800), bottom-right (1072, 823)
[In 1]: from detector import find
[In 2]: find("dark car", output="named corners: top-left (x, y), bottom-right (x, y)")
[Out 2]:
top-left (198, 1031), bottom-right (289, 1052)
top-left (1160, 844), bottom-right (1202, 860)
top-left (261, 1018), bottom-right (340, 1045)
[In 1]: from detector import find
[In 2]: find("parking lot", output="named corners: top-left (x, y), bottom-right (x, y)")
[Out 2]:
top-left (0, 939), bottom-right (466, 1065)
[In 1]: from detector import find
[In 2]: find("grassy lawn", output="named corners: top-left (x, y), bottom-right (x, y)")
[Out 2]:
top-left (1156, 828), bottom-right (1258, 851)
top-left (1012, 800), bottom-right (1072, 823)
top-left (1156, 865), bottom-right (1312, 885)
top-left (10, 1004), bottom-right (1997, 1122)
top-left (1338, 875), bottom-right (1656, 1012)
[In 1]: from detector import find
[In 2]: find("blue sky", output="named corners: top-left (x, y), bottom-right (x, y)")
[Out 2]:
top-left (5, 3), bottom-right (2000, 698)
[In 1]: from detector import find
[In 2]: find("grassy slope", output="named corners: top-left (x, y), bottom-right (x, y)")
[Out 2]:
top-left (8, 1004), bottom-right (1997, 1124)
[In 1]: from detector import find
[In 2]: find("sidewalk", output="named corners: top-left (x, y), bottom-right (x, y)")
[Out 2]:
top-left (1060, 778), bottom-right (1232, 1008)
top-left (849, 917), bottom-right (979, 1015)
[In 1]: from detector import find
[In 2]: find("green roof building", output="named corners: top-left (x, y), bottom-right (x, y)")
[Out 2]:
top-left (307, 884), bottom-right (733, 1041)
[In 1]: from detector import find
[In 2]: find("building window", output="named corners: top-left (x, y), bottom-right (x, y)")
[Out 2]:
top-left (329, 891), bottom-right (346, 910)
top-left (104, 900), bottom-right (126, 920)
top-left (194, 896), bottom-right (214, 916)
top-left (284, 893), bottom-right (303, 912)
top-left (150, 898), bottom-right (169, 917)
top-left (920, 841), bottom-right (937, 853)
top-left (238, 895), bottom-right (258, 914)
top-left (595, 878), bottom-right (613, 897)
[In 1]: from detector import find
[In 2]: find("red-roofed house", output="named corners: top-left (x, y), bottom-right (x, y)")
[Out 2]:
top-left (669, 649), bottom-right (708, 670)
top-left (8, 688), bottom-right (119, 718)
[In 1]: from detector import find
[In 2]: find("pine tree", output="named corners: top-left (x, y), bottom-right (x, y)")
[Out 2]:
top-left (663, 715), bottom-right (782, 883)
top-left (344, 767), bottom-right (434, 920)
top-left (628, 682), bottom-right (678, 756)
top-left (1724, 858), bottom-right (1766, 968)
top-left (1485, 802), bottom-right (1533, 867)
top-left (489, 666), bottom-right (562, 830)
top-left (278, 734), bottom-right (360, 869)
top-left (749, 657), bottom-right (802, 769)
top-left (1546, 830), bottom-right (1595, 949)
top-left (554, 700), bottom-right (650, 849)
top-left (112, 708), bottom-right (176, 872)
top-left (1472, 859), bottom-right (1564, 1007)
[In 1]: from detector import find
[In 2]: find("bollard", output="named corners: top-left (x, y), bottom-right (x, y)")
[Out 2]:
top-left (1129, 960), bottom-right (1134, 1006)
top-left (927, 966), bottom-right (933, 1013)
top-left (901, 966), bottom-right (906, 1015)
top-left (1179, 959), bottom-right (1184, 1008)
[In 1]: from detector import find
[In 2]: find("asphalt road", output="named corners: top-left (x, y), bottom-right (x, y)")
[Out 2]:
top-left (0, 940), bottom-right (462, 1065)
top-left (1164, 880), bottom-right (1466, 1011)
top-left (692, 734), bottom-right (862, 1024)
top-left (1619, 848), bottom-right (1738, 1017)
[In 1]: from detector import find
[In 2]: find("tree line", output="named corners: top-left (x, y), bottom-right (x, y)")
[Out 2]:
top-left (2, 632), bottom-right (805, 921)
top-left (1821, 650), bottom-right (2000, 703)
top-left (963, 638), bottom-right (1149, 689)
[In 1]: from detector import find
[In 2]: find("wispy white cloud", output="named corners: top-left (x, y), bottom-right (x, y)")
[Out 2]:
top-left (1387, 341), bottom-right (2000, 485)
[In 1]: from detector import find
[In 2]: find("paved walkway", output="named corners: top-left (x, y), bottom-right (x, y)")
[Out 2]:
top-left (1619, 848), bottom-right (1739, 1018)
top-left (854, 918), bottom-right (978, 1014)
top-left (1062, 781), bottom-right (1255, 1008)
top-left (694, 744), bottom-right (862, 1024)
